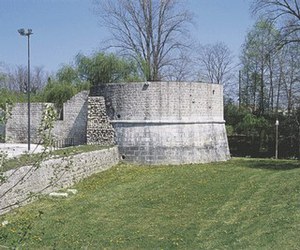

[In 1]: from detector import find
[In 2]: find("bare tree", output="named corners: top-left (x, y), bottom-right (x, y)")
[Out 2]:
top-left (0, 63), bottom-right (8, 89)
top-left (252, 0), bottom-right (300, 45)
top-left (240, 19), bottom-right (280, 114)
top-left (10, 65), bottom-right (28, 92)
top-left (164, 49), bottom-right (196, 81)
top-left (31, 66), bottom-right (49, 93)
top-left (3, 65), bottom-right (48, 93)
top-left (196, 42), bottom-right (234, 85)
top-left (93, 0), bottom-right (192, 81)
top-left (279, 42), bottom-right (300, 114)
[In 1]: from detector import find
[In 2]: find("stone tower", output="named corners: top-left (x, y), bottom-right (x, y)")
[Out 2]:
top-left (88, 81), bottom-right (230, 165)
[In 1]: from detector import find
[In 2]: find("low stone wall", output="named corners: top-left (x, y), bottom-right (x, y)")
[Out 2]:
top-left (0, 146), bottom-right (119, 215)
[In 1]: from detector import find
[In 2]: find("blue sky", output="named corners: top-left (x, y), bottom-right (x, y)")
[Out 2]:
top-left (0, 0), bottom-right (254, 74)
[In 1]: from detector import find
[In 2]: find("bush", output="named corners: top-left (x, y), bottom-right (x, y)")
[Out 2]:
top-left (42, 82), bottom-right (76, 108)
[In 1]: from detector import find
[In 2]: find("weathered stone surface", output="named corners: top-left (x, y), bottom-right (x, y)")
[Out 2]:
top-left (114, 122), bottom-right (229, 165)
top-left (5, 103), bottom-right (51, 143)
top-left (87, 96), bottom-right (115, 145)
top-left (4, 81), bottom-right (230, 165)
top-left (91, 82), bottom-right (230, 165)
top-left (51, 91), bottom-right (89, 145)
top-left (5, 91), bottom-right (89, 146)
top-left (0, 146), bottom-right (119, 215)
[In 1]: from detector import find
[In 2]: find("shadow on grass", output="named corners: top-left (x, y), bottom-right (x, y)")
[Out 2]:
top-left (235, 158), bottom-right (300, 171)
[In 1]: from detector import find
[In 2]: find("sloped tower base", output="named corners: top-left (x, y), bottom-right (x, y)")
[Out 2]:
top-left (114, 121), bottom-right (229, 165)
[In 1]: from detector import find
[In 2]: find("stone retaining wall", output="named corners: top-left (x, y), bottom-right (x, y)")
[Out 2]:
top-left (0, 146), bottom-right (119, 215)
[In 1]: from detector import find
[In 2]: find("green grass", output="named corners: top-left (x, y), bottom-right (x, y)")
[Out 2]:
top-left (0, 158), bottom-right (299, 249)
top-left (1, 144), bottom-right (112, 172)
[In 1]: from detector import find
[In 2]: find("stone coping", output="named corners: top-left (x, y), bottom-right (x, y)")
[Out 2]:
top-left (111, 119), bottom-right (226, 125)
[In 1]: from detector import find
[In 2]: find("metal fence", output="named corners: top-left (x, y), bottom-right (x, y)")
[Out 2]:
top-left (53, 138), bottom-right (75, 149)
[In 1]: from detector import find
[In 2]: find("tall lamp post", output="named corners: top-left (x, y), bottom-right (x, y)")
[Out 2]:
top-left (18, 28), bottom-right (33, 151)
top-left (275, 119), bottom-right (279, 159)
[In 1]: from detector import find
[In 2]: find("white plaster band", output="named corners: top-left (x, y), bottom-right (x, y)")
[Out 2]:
top-left (111, 120), bottom-right (226, 125)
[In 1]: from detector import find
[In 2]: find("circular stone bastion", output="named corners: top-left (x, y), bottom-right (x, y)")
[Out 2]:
top-left (90, 81), bottom-right (230, 165)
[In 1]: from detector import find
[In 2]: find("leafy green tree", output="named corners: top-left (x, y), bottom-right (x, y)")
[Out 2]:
top-left (56, 64), bottom-right (90, 91)
top-left (236, 113), bottom-right (270, 136)
top-left (76, 52), bottom-right (140, 85)
top-left (225, 102), bottom-right (273, 157)
top-left (42, 81), bottom-right (76, 109)
top-left (56, 65), bottom-right (80, 84)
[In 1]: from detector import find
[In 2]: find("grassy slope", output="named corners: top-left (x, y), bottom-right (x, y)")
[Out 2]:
top-left (0, 158), bottom-right (299, 249)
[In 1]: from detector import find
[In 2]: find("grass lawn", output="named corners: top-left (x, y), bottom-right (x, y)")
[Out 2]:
top-left (0, 158), bottom-right (299, 249)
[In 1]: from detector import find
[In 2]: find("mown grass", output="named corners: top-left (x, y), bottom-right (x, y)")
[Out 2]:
top-left (1, 144), bottom-right (111, 172)
top-left (0, 158), bottom-right (299, 249)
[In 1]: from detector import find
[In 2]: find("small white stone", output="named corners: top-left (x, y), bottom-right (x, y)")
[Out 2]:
top-left (49, 192), bottom-right (68, 198)
top-left (67, 189), bottom-right (78, 195)
top-left (1, 220), bottom-right (9, 226)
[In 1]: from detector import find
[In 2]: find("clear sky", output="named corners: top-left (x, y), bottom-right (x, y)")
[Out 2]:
top-left (0, 0), bottom-right (254, 74)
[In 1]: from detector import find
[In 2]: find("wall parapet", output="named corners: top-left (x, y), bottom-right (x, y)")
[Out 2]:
top-left (0, 146), bottom-right (119, 215)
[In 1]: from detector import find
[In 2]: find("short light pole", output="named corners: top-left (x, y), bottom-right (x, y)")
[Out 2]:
top-left (275, 119), bottom-right (279, 159)
top-left (18, 28), bottom-right (33, 151)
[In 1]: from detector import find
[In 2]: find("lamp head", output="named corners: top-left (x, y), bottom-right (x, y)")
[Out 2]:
top-left (18, 28), bottom-right (25, 36)
top-left (18, 28), bottom-right (33, 36)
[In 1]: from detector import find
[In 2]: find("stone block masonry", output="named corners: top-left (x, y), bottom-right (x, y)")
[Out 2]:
top-left (52, 91), bottom-right (89, 145)
top-left (0, 146), bottom-right (119, 215)
top-left (3, 81), bottom-right (230, 166)
top-left (91, 81), bottom-right (230, 165)
top-left (5, 91), bottom-right (89, 146)
top-left (115, 122), bottom-right (229, 165)
top-left (5, 103), bottom-right (51, 143)
top-left (90, 82), bottom-right (224, 122)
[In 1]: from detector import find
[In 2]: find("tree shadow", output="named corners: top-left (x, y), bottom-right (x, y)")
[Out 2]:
top-left (238, 158), bottom-right (300, 171)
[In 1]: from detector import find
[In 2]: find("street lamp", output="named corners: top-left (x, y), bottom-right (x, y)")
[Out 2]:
top-left (275, 119), bottom-right (279, 159)
top-left (18, 28), bottom-right (33, 151)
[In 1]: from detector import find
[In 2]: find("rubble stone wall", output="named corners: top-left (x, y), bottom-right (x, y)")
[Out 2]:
top-left (87, 96), bottom-right (115, 145)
